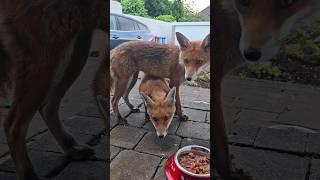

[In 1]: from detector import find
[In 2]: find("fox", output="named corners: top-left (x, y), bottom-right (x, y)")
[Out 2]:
top-left (0, 1), bottom-right (107, 180)
top-left (139, 75), bottom-right (176, 138)
top-left (110, 32), bottom-right (210, 125)
top-left (213, 0), bottom-right (320, 179)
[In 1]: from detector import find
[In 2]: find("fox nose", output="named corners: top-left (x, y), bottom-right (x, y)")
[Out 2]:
top-left (158, 135), bottom-right (164, 139)
top-left (244, 48), bottom-right (262, 61)
top-left (186, 77), bottom-right (192, 81)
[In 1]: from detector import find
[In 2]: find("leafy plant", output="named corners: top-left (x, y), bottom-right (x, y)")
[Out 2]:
top-left (246, 62), bottom-right (281, 79)
top-left (121, 0), bottom-right (148, 17)
top-left (155, 15), bottom-right (176, 22)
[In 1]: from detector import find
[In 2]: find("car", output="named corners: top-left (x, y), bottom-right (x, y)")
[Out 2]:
top-left (110, 13), bottom-right (154, 50)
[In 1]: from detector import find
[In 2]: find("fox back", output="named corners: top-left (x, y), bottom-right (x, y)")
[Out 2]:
top-left (139, 75), bottom-right (176, 138)
top-left (110, 32), bottom-right (210, 81)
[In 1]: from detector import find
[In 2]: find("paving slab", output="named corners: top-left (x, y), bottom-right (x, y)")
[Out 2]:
top-left (64, 116), bottom-right (105, 136)
top-left (109, 113), bottom-right (118, 130)
top-left (254, 128), bottom-right (308, 153)
top-left (110, 126), bottom-right (146, 149)
top-left (236, 109), bottom-right (279, 127)
top-left (310, 159), bottom-right (320, 180)
top-left (126, 113), bottom-right (146, 128)
top-left (278, 110), bottom-right (320, 131)
top-left (233, 97), bottom-right (286, 113)
top-left (306, 133), bottom-right (320, 155)
top-left (110, 146), bottom-right (121, 161)
top-left (153, 158), bottom-right (167, 180)
top-left (0, 150), bottom-right (66, 177)
top-left (77, 104), bottom-right (102, 119)
top-left (93, 136), bottom-right (108, 161)
top-left (182, 108), bottom-right (207, 122)
top-left (29, 132), bottom-right (63, 153)
top-left (53, 161), bottom-right (106, 180)
top-left (230, 146), bottom-right (308, 180)
top-left (0, 144), bottom-right (8, 157)
top-left (180, 138), bottom-right (210, 149)
top-left (176, 121), bottom-right (210, 140)
top-left (110, 150), bottom-right (161, 180)
top-left (182, 101), bottom-right (209, 111)
top-left (0, 172), bottom-right (16, 180)
top-left (135, 132), bottom-right (181, 157)
top-left (143, 117), bottom-right (180, 135)
top-left (228, 124), bottom-right (260, 145)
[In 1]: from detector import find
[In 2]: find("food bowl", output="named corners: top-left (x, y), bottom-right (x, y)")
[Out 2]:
top-left (165, 145), bottom-right (210, 180)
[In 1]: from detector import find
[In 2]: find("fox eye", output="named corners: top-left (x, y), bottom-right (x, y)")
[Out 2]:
top-left (184, 59), bottom-right (189, 64)
top-left (276, 0), bottom-right (296, 8)
top-left (196, 60), bottom-right (203, 65)
top-left (239, 0), bottom-right (251, 7)
top-left (153, 117), bottom-right (158, 121)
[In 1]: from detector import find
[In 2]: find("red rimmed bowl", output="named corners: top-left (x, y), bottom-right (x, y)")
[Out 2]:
top-left (165, 145), bottom-right (210, 180)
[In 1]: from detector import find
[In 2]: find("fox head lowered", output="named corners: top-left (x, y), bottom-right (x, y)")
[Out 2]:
top-left (140, 87), bottom-right (176, 138)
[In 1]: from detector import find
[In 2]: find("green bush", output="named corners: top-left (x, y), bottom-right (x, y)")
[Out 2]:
top-left (121, 0), bottom-right (148, 17)
top-left (155, 15), bottom-right (176, 22)
top-left (277, 21), bottom-right (320, 65)
top-left (246, 62), bottom-right (281, 79)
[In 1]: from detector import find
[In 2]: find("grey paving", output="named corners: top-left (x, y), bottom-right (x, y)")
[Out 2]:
top-left (310, 159), bottom-right (320, 180)
top-left (254, 128), bottom-right (308, 153)
top-left (176, 121), bottom-right (210, 140)
top-left (183, 108), bottom-right (207, 122)
top-left (110, 150), bottom-right (161, 180)
top-left (221, 76), bottom-right (320, 180)
top-left (306, 133), bottom-right (320, 155)
top-left (135, 132), bottom-right (181, 157)
top-left (230, 145), bottom-right (309, 180)
top-left (110, 126), bottom-right (146, 149)
top-left (53, 161), bottom-right (107, 180)
top-left (180, 138), bottom-right (210, 149)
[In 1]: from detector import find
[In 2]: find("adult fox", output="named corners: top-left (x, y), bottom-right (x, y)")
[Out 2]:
top-left (0, 1), bottom-right (107, 179)
top-left (213, 0), bottom-right (320, 179)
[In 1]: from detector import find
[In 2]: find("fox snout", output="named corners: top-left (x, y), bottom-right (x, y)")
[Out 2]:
top-left (243, 48), bottom-right (262, 62)
top-left (156, 130), bottom-right (168, 138)
top-left (185, 74), bottom-right (196, 81)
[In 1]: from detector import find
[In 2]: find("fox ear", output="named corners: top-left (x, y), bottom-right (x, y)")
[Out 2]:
top-left (140, 92), bottom-right (154, 106)
top-left (201, 33), bottom-right (210, 52)
top-left (165, 87), bottom-right (176, 104)
top-left (176, 32), bottom-right (190, 50)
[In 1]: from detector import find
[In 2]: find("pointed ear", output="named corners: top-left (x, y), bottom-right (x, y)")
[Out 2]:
top-left (165, 87), bottom-right (176, 104)
top-left (176, 32), bottom-right (190, 50)
top-left (140, 92), bottom-right (154, 106)
top-left (201, 33), bottom-right (210, 52)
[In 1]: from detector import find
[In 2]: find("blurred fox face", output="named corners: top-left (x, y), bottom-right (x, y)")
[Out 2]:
top-left (176, 32), bottom-right (210, 81)
top-left (229, 0), bottom-right (313, 61)
top-left (140, 87), bottom-right (176, 138)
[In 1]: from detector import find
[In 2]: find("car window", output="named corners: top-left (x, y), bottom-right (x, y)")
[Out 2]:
top-left (117, 16), bottom-right (136, 31)
top-left (137, 23), bottom-right (148, 31)
top-left (110, 15), bottom-right (116, 30)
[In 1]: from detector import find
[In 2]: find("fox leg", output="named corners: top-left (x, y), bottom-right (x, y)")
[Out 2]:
top-left (123, 71), bottom-right (140, 112)
top-left (214, 78), bottom-right (232, 179)
top-left (4, 55), bottom-right (60, 180)
top-left (169, 80), bottom-right (188, 121)
top-left (39, 32), bottom-right (95, 160)
top-left (112, 75), bottom-right (132, 125)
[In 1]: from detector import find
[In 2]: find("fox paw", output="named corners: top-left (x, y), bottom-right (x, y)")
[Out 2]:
top-left (178, 114), bottom-right (188, 121)
top-left (67, 144), bottom-right (96, 160)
